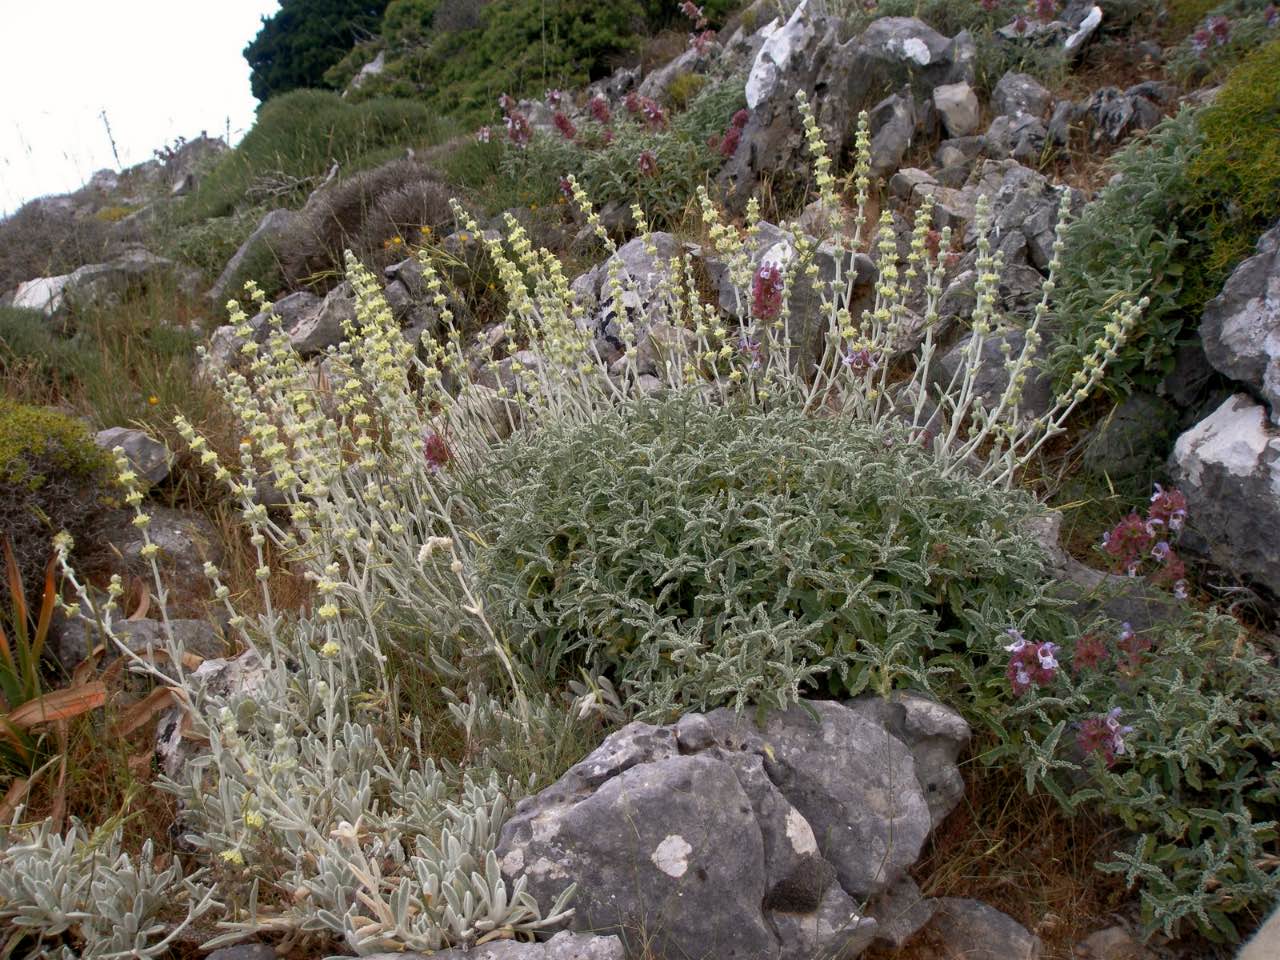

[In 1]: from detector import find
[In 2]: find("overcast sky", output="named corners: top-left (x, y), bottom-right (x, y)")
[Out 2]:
top-left (0, 1), bottom-right (280, 215)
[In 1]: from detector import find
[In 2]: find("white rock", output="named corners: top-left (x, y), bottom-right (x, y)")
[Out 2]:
top-left (1172, 393), bottom-right (1273, 488)
top-left (12, 275), bottom-right (70, 316)
top-left (745, 1), bottom-right (814, 109)
top-left (1065, 5), bottom-right (1103, 52)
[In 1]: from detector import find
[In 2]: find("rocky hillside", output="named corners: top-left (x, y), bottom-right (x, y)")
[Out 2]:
top-left (0, 2), bottom-right (1278, 959)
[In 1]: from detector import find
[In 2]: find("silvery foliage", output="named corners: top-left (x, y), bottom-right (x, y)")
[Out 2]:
top-left (0, 815), bottom-right (217, 959)
top-left (18, 87), bottom-right (1140, 954)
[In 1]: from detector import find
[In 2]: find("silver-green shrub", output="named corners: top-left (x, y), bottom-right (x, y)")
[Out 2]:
top-left (20, 90), bottom-right (1154, 954)
top-left (0, 815), bottom-right (217, 959)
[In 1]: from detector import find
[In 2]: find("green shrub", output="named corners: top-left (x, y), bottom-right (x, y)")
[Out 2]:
top-left (665, 71), bottom-right (709, 111)
top-left (1015, 611), bottom-right (1280, 941)
top-left (0, 200), bottom-right (116, 292)
top-left (1048, 109), bottom-right (1207, 393)
top-left (243, 0), bottom-right (391, 101)
top-left (176, 90), bottom-right (458, 222)
top-left (491, 77), bottom-right (746, 228)
top-left (353, 0), bottom-right (648, 122)
top-left (1188, 37), bottom-right (1280, 275)
top-left (472, 392), bottom-right (1068, 718)
top-left (151, 206), bottom-right (271, 282)
top-left (0, 308), bottom-right (104, 394)
top-left (0, 399), bottom-right (112, 594)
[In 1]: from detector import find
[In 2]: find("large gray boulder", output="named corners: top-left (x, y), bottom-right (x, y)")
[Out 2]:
top-left (723, 13), bottom-right (973, 209)
top-left (13, 250), bottom-right (200, 322)
top-left (99, 506), bottom-right (223, 619)
top-left (289, 281), bottom-right (355, 356)
top-left (496, 697), bottom-right (968, 960)
top-left (932, 82), bottom-right (980, 138)
top-left (992, 72), bottom-right (1051, 118)
top-left (916, 898), bottom-right (1042, 960)
top-left (1170, 393), bottom-right (1280, 600)
top-left (1199, 221), bottom-right (1280, 424)
top-left (571, 232), bottom-right (684, 362)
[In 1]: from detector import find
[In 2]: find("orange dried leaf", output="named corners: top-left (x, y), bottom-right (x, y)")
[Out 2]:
top-left (5, 682), bottom-right (107, 729)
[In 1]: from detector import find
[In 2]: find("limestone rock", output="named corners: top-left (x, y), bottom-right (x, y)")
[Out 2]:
top-left (95, 427), bottom-right (171, 486)
top-left (1199, 220), bottom-right (1280, 424)
top-left (1170, 393), bottom-right (1280, 599)
top-left (992, 71), bottom-right (1051, 118)
top-left (289, 281), bottom-right (354, 356)
top-left (933, 81), bottom-right (980, 138)
top-left (208, 209), bottom-right (297, 306)
top-left (497, 698), bottom-right (968, 960)
top-left (99, 506), bottom-right (223, 619)
top-left (353, 931), bottom-right (625, 960)
top-left (919, 898), bottom-right (1042, 960)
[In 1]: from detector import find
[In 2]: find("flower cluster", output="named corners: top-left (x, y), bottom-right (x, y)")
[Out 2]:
top-left (1035, 0), bottom-right (1056, 21)
top-left (637, 149), bottom-right (658, 177)
top-left (624, 91), bottom-right (667, 129)
top-left (423, 430), bottom-right (452, 471)
top-left (1072, 621), bottom-right (1152, 677)
top-left (710, 107), bottom-right (750, 158)
top-left (500, 94), bottom-right (533, 149)
top-left (751, 263), bottom-right (785, 320)
top-left (589, 94), bottom-right (611, 125)
top-left (1099, 484), bottom-right (1188, 597)
top-left (1077, 707), bottom-right (1133, 767)
top-left (1005, 628), bottom-right (1059, 696)
top-left (553, 111), bottom-right (577, 141)
top-left (1192, 15), bottom-right (1233, 52)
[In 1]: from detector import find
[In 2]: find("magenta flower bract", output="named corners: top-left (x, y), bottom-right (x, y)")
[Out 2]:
top-left (751, 263), bottom-right (785, 320)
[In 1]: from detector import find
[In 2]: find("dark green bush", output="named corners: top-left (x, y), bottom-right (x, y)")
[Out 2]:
top-left (175, 90), bottom-right (458, 223)
top-left (243, 0), bottom-right (391, 101)
top-left (472, 392), bottom-right (1067, 717)
top-left (0, 399), bottom-right (112, 595)
top-left (1188, 37), bottom-right (1280, 276)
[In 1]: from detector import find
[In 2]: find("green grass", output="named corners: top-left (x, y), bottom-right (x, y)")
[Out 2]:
top-left (174, 90), bottom-right (462, 223)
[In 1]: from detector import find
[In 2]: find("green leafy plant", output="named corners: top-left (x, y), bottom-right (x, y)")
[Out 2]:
top-left (1048, 109), bottom-right (1207, 394)
top-left (471, 392), bottom-right (1073, 719)
top-left (1050, 40), bottom-right (1280, 396)
top-left (1010, 611), bottom-right (1280, 942)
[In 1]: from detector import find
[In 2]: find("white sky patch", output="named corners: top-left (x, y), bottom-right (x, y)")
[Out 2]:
top-left (0, 1), bottom-right (280, 215)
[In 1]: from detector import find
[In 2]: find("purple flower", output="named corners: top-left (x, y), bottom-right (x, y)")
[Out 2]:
top-left (1151, 540), bottom-right (1171, 563)
top-left (553, 111), bottom-right (577, 141)
top-left (476, 126), bottom-right (492, 143)
top-left (738, 335), bottom-right (764, 370)
top-left (1006, 630), bottom-right (1058, 696)
top-left (841, 347), bottom-right (880, 373)
top-left (589, 95), bottom-right (612, 125)
top-left (637, 149), bottom-right (658, 177)
top-left (1078, 707), bottom-right (1134, 767)
top-left (1265, 3), bottom-right (1278, 27)
top-left (546, 88), bottom-right (564, 108)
